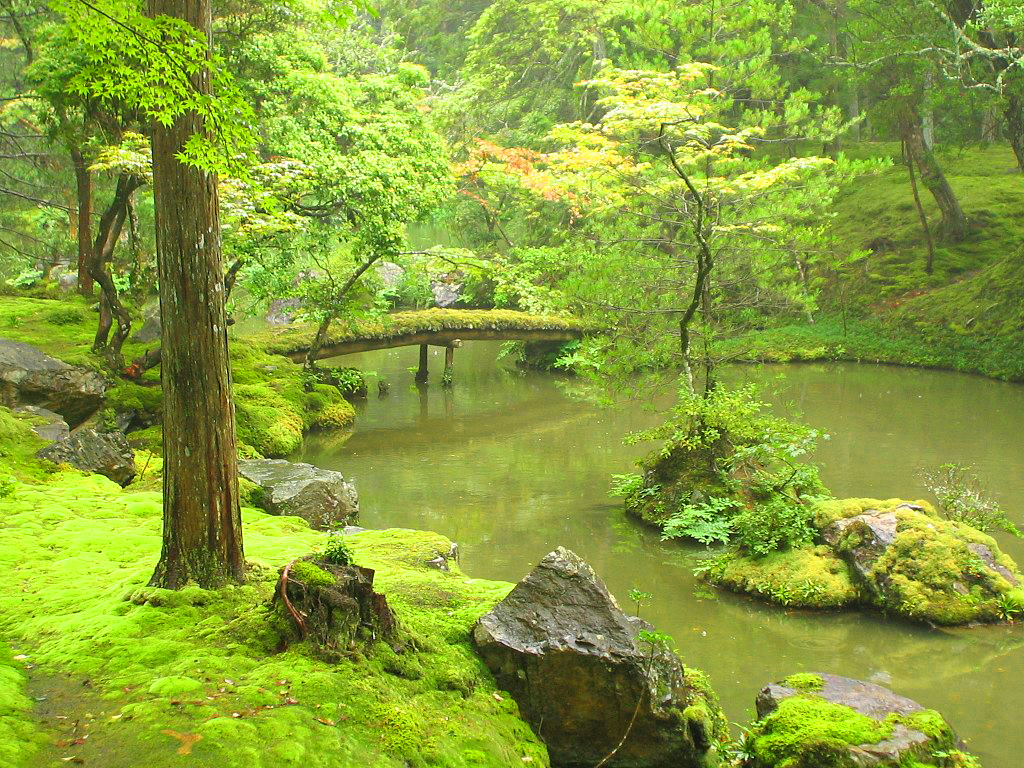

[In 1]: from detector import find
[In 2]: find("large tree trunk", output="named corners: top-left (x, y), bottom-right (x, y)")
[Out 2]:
top-left (148, 0), bottom-right (244, 589)
top-left (70, 147), bottom-right (94, 295)
top-left (903, 113), bottom-right (968, 241)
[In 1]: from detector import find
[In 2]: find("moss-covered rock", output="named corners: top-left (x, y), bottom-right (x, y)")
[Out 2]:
top-left (699, 498), bottom-right (1024, 626)
top-left (822, 501), bottom-right (1024, 625)
top-left (747, 673), bottom-right (969, 768)
top-left (624, 443), bottom-right (728, 527)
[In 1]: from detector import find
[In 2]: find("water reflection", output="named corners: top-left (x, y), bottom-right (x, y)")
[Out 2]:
top-left (296, 344), bottom-right (1024, 764)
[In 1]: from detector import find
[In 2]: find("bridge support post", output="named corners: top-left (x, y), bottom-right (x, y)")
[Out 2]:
top-left (416, 344), bottom-right (429, 383)
top-left (442, 344), bottom-right (455, 387)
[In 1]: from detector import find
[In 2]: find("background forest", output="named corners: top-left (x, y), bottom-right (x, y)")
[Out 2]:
top-left (1, 0), bottom-right (1022, 384)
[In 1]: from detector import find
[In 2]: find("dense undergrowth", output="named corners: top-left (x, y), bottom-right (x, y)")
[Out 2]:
top-left (0, 465), bottom-right (547, 767)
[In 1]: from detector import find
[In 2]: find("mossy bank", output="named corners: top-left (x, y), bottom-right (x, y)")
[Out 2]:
top-left (0, 294), bottom-right (354, 457)
top-left (0, 465), bottom-right (548, 766)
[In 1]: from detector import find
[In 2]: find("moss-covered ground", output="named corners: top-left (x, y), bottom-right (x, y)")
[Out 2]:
top-left (0, 465), bottom-right (548, 767)
top-left (0, 295), bottom-right (355, 457)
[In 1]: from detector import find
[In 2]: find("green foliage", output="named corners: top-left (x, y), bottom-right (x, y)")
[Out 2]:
top-left (629, 384), bottom-right (830, 555)
top-left (921, 463), bottom-right (1022, 536)
top-left (627, 588), bottom-right (652, 618)
top-left (321, 535), bottom-right (354, 566)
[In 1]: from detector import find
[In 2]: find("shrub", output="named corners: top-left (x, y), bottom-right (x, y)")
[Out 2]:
top-left (921, 463), bottom-right (1021, 536)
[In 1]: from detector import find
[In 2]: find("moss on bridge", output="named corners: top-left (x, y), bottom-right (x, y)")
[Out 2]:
top-left (251, 309), bottom-right (596, 361)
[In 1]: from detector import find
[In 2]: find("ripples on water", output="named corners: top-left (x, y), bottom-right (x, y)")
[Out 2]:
top-left (296, 342), bottom-right (1024, 765)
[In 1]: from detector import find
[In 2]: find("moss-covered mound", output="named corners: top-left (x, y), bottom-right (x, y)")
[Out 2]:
top-left (0, 472), bottom-right (548, 767)
top-left (703, 545), bottom-right (859, 609)
top-left (820, 499), bottom-right (1024, 625)
top-left (701, 498), bottom-right (1024, 625)
top-left (623, 443), bottom-right (728, 527)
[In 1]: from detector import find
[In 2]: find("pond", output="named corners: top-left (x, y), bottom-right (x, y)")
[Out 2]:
top-left (294, 342), bottom-right (1024, 765)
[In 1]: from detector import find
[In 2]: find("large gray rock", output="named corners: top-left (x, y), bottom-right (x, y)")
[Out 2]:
top-left (239, 459), bottom-right (359, 530)
top-left (129, 305), bottom-right (161, 343)
top-left (265, 298), bottom-right (303, 326)
top-left (431, 278), bottom-right (462, 308)
top-left (753, 674), bottom-right (958, 767)
top-left (13, 405), bottom-right (69, 443)
top-left (38, 428), bottom-right (136, 486)
top-left (472, 547), bottom-right (722, 768)
top-left (0, 340), bottom-right (106, 426)
top-left (821, 505), bottom-right (1023, 624)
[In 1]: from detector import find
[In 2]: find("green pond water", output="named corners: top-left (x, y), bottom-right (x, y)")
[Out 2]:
top-left (295, 341), bottom-right (1024, 766)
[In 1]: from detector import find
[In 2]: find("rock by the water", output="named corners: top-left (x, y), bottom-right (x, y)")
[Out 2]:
top-left (265, 297), bottom-right (303, 326)
top-left (37, 428), bottom-right (136, 486)
top-left (375, 261), bottom-right (404, 290)
top-left (238, 459), bottom-right (359, 530)
top-left (431, 278), bottom-right (462, 308)
top-left (14, 405), bottom-right (69, 443)
top-left (749, 673), bottom-right (961, 767)
top-left (0, 340), bottom-right (106, 426)
top-left (822, 503), bottom-right (1023, 624)
top-left (472, 547), bottom-right (724, 768)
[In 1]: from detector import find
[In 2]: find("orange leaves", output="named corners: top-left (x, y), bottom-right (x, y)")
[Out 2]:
top-left (161, 729), bottom-right (203, 756)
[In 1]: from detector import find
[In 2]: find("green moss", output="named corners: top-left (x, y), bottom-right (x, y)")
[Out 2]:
top-left (682, 666), bottom-right (730, 747)
top-left (782, 674), bottom-right (825, 693)
top-left (0, 407), bottom-right (53, 482)
top-left (0, 645), bottom-right (45, 767)
top-left (287, 561), bottom-right (335, 588)
top-left (814, 498), bottom-right (938, 529)
top-left (750, 695), bottom-right (893, 768)
top-left (868, 511), bottom-right (1023, 625)
top-left (314, 401), bottom-right (356, 429)
top-left (0, 472), bottom-right (549, 767)
top-left (709, 546), bottom-right (859, 609)
top-left (251, 308), bottom-right (595, 359)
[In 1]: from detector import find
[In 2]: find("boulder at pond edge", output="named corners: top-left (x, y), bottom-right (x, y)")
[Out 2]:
top-left (473, 546), bottom-right (726, 768)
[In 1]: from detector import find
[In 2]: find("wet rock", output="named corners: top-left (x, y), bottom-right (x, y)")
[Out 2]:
top-left (265, 298), bottom-right (303, 326)
top-left (472, 547), bottom-right (724, 768)
top-left (238, 458), bottom-right (359, 530)
top-left (751, 673), bottom-right (959, 767)
top-left (375, 261), bottom-right (405, 290)
top-left (0, 341), bottom-right (106, 426)
top-left (13, 405), bottom-right (69, 443)
top-left (37, 428), bottom-right (136, 486)
top-left (822, 503), bottom-right (1024, 624)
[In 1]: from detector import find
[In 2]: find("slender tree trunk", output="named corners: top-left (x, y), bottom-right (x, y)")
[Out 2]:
top-left (1006, 91), bottom-right (1024, 172)
top-left (148, 0), bottom-right (244, 590)
top-left (70, 147), bottom-right (94, 295)
top-left (903, 112), bottom-right (968, 241)
top-left (902, 138), bottom-right (936, 275)
top-left (90, 172), bottom-right (142, 365)
top-left (303, 253), bottom-right (386, 370)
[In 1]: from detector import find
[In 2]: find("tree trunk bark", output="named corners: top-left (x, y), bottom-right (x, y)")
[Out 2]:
top-left (903, 113), bottom-right (968, 241)
top-left (148, 0), bottom-right (244, 590)
top-left (70, 147), bottom-right (94, 295)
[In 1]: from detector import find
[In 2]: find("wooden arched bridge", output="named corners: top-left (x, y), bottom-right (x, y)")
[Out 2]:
top-left (257, 309), bottom-right (596, 383)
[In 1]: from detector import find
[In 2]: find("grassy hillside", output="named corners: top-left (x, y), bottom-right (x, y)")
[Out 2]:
top-left (731, 143), bottom-right (1024, 381)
